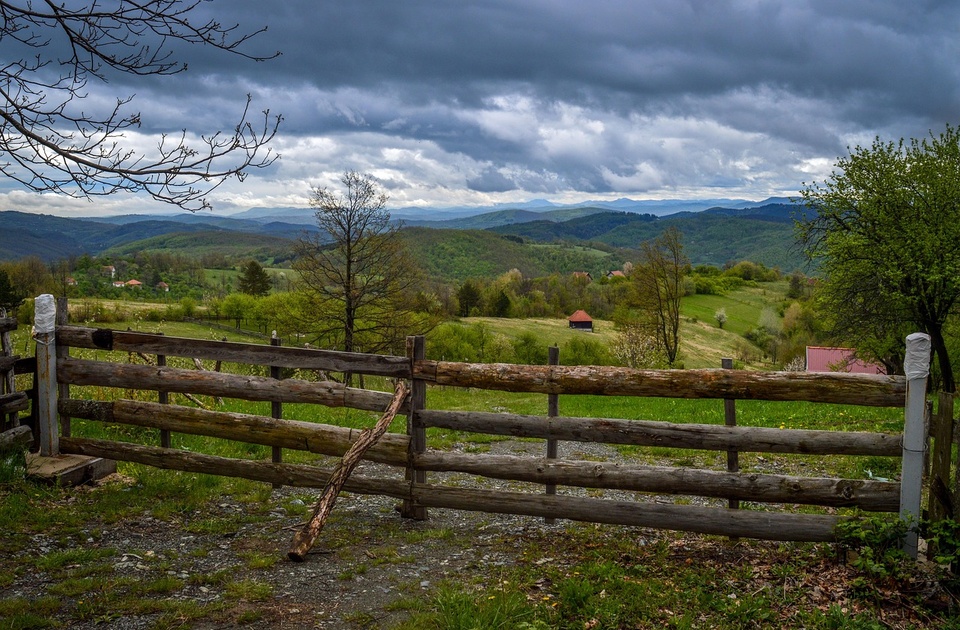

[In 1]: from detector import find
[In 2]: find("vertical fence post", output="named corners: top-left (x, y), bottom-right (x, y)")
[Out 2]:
top-left (545, 345), bottom-right (559, 524)
top-left (722, 358), bottom-right (739, 511)
top-left (156, 332), bottom-right (170, 448)
top-left (928, 392), bottom-right (954, 525)
top-left (34, 294), bottom-right (59, 457)
top-left (401, 335), bottom-right (427, 520)
top-left (270, 334), bottom-right (283, 488)
top-left (901, 332), bottom-right (931, 559)
top-left (55, 297), bottom-right (70, 438)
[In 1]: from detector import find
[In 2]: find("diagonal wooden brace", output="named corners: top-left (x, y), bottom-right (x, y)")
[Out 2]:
top-left (288, 380), bottom-right (409, 562)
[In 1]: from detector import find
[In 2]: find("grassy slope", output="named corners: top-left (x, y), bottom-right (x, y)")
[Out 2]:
top-left (103, 230), bottom-right (295, 260)
top-left (454, 281), bottom-right (789, 369)
top-left (400, 227), bottom-right (621, 282)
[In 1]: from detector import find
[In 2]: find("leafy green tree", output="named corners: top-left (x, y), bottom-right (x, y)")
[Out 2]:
top-left (0, 269), bottom-right (27, 312)
top-left (237, 260), bottom-right (272, 296)
top-left (714, 308), bottom-right (727, 329)
top-left (490, 289), bottom-right (512, 318)
top-left (512, 332), bottom-right (547, 365)
top-left (457, 280), bottom-right (483, 317)
top-left (562, 336), bottom-right (614, 366)
top-left (220, 293), bottom-right (256, 329)
top-left (797, 126), bottom-right (960, 391)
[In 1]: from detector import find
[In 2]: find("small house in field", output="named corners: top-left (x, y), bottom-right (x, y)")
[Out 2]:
top-left (125, 279), bottom-right (142, 289)
top-left (157, 281), bottom-right (170, 292)
top-left (572, 271), bottom-right (593, 283)
top-left (606, 270), bottom-right (626, 279)
top-left (805, 346), bottom-right (884, 374)
top-left (568, 309), bottom-right (594, 332)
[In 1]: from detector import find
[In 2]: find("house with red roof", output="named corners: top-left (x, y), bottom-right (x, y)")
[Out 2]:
top-left (568, 309), bottom-right (594, 332)
top-left (805, 346), bottom-right (884, 374)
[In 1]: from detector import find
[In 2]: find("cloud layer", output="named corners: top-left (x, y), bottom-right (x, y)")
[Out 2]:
top-left (6, 0), bottom-right (960, 215)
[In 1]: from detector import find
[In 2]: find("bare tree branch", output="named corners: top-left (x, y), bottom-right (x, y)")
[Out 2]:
top-left (0, 1), bottom-right (281, 210)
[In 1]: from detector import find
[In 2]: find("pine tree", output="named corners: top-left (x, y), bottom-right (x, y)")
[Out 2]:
top-left (237, 260), bottom-right (272, 297)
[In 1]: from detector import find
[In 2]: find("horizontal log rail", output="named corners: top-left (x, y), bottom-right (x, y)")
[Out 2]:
top-left (0, 425), bottom-right (32, 449)
top-left (415, 360), bottom-right (906, 406)
top-left (0, 317), bottom-right (16, 334)
top-left (59, 436), bottom-right (845, 542)
top-left (61, 399), bottom-right (410, 465)
top-left (57, 326), bottom-right (411, 377)
top-left (413, 450), bottom-right (897, 511)
top-left (14, 356), bottom-right (36, 375)
top-left (0, 392), bottom-right (29, 415)
top-left (57, 358), bottom-right (399, 413)
top-left (419, 409), bottom-right (902, 457)
top-left (0, 355), bottom-right (17, 372)
top-left (61, 399), bottom-right (898, 510)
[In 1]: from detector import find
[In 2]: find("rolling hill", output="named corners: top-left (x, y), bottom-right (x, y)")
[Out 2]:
top-left (0, 198), bottom-right (808, 275)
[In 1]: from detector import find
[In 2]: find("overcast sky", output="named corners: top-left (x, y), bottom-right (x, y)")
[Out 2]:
top-left (6, 0), bottom-right (960, 216)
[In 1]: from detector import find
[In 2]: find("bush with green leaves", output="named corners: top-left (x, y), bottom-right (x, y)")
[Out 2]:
top-left (835, 515), bottom-right (912, 594)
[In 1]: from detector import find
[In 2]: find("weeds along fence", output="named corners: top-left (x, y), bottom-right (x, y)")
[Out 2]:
top-left (29, 295), bottom-right (930, 550)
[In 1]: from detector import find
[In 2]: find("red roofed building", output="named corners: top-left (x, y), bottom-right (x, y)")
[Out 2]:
top-left (568, 309), bottom-right (594, 332)
top-left (805, 347), bottom-right (884, 374)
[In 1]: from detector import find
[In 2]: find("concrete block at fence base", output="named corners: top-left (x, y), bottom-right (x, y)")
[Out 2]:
top-left (26, 453), bottom-right (116, 486)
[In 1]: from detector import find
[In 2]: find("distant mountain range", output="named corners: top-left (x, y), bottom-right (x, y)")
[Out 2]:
top-left (223, 196), bottom-right (795, 225)
top-left (0, 196), bottom-right (809, 272)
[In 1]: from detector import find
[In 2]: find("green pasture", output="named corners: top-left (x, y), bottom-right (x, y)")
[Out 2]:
top-left (203, 266), bottom-right (298, 291)
top-left (681, 280), bottom-right (790, 336)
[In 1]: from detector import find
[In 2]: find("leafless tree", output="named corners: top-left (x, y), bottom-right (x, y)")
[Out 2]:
top-left (0, 1), bottom-right (281, 210)
top-left (293, 171), bottom-right (424, 358)
top-left (634, 226), bottom-right (688, 365)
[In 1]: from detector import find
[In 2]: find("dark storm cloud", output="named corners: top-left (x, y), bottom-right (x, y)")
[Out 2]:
top-left (14, 0), bottom-right (960, 214)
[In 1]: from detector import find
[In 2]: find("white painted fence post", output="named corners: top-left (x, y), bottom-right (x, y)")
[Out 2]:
top-left (901, 332), bottom-right (930, 559)
top-left (34, 294), bottom-right (59, 457)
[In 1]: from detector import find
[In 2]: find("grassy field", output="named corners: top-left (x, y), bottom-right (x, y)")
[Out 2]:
top-left (680, 280), bottom-right (789, 337)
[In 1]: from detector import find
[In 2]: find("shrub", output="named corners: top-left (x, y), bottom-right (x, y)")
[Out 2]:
top-left (562, 336), bottom-right (614, 366)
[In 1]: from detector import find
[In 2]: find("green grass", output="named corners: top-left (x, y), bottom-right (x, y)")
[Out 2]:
top-left (394, 523), bottom-right (950, 630)
top-left (682, 281), bottom-right (789, 337)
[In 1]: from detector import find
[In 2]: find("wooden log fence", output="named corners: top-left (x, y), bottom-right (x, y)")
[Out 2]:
top-left (59, 399), bottom-right (898, 511)
top-left (28, 299), bottom-right (934, 548)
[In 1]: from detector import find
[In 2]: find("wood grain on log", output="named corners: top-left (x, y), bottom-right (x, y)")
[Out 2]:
top-left (57, 358), bottom-right (397, 412)
top-left (58, 436), bottom-right (846, 542)
top-left (57, 326), bottom-right (410, 377)
top-left (418, 361), bottom-right (905, 406)
top-left (419, 410), bottom-right (901, 456)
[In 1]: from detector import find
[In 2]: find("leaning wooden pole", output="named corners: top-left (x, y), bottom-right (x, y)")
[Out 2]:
top-left (288, 380), bottom-right (409, 562)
